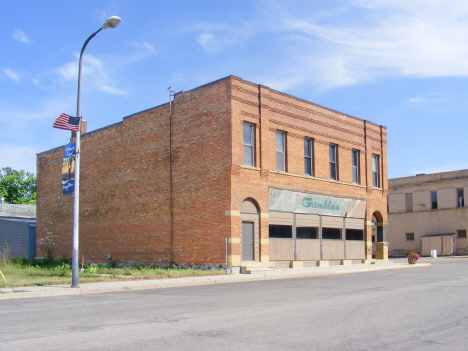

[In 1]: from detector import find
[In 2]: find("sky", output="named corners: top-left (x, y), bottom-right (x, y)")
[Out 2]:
top-left (1, 0), bottom-right (468, 179)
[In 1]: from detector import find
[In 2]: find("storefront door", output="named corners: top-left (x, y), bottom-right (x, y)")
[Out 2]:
top-left (242, 222), bottom-right (254, 261)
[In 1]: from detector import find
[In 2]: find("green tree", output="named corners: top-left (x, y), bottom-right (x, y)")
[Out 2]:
top-left (0, 167), bottom-right (36, 204)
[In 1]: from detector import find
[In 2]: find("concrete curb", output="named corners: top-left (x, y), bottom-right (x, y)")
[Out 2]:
top-left (0, 262), bottom-right (432, 300)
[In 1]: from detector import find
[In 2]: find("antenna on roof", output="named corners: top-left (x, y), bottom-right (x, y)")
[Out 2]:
top-left (168, 86), bottom-right (174, 115)
top-left (168, 86), bottom-right (175, 267)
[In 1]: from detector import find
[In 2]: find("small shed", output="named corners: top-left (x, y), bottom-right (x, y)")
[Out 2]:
top-left (421, 233), bottom-right (456, 257)
top-left (0, 202), bottom-right (36, 258)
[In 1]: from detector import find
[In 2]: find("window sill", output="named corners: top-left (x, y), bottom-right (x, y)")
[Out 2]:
top-left (241, 165), bottom-right (261, 171)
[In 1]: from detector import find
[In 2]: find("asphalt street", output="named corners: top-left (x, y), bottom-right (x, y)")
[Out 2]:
top-left (1, 258), bottom-right (467, 350)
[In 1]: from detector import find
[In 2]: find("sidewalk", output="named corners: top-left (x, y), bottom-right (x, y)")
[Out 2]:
top-left (0, 258), bottom-right (430, 300)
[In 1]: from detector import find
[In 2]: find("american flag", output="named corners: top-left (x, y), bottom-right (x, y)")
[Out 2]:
top-left (53, 113), bottom-right (81, 131)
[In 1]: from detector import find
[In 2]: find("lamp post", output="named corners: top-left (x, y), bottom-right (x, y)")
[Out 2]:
top-left (72, 16), bottom-right (121, 288)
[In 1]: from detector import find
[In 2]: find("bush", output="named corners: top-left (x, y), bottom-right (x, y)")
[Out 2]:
top-left (0, 242), bottom-right (12, 265)
top-left (57, 255), bottom-right (69, 264)
top-left (11, 257), bottom-right (29, 267)
top-left (43, 246), bottom-right (53, 265)
top-left (51, 263), bottom-right (71, 277)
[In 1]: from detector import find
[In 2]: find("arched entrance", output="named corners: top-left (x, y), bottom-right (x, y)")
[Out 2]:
top-left (240, 198), bottom-right (260, 262)
top-left (371, 210), bottom-right (388, 260)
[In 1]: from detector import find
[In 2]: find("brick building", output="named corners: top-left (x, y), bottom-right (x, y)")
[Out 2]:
top-left (36, 76), bottom-right (388, 268)
top-left (387, 170), bottom-right (468, 257)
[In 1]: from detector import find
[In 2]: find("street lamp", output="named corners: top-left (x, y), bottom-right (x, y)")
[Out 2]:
top-left (72, 16), bottom-right (121, 288)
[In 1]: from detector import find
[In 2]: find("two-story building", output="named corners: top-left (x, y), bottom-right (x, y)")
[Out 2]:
top-left (387, 170), bottom-right (468, 256)
top-left (36, 76), bottom-right (388, 268)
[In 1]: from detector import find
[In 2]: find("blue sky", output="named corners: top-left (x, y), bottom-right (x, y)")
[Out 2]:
top-left (1, 0), bottom-right (467, 179)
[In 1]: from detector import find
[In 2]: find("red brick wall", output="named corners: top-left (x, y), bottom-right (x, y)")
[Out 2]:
top-left (37, 75), bottom-right (387, 265)
top-left (229, 77), bottom-right (388, 261)
top-left (170, 78), bottom-right (232, 263)
top-left (37, 79), bottom-right (232, 264)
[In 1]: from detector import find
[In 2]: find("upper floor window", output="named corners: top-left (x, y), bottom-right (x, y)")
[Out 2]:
top-left (458, 229), bottom-right (467, 238)
top-left (243, 123), bottom-right (255, 167)
top-left (457, 188), bottom-right (464, 208)
top-left (405, 193), bottom-right (413, 212)
top-left (406, 233), bottom-right (414, 241)
top-left (304, 138), bottom-right (313, 176)
top-left (276, 131), bottom-right (286, 172)
top-left (351, 150), bottom-right (359, 184)
top-left (431, 191), bottom-right (438, 210)
top-left (372, 155), bottom-right (380, 188)
top-left (329, 144), bottom-right (337, 180)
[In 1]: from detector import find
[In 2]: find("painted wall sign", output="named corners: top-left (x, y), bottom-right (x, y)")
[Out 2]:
top-left (269, 189), bottom-right (352, 216)
top-left (61, 142), bottom-right (76, 195)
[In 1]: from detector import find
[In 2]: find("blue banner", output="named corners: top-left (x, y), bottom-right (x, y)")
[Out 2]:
top-left (61, 143), bottom-right (76, 195)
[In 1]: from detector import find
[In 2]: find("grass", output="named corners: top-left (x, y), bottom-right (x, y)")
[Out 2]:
top-left (0, 263), bottom-right (226, 288)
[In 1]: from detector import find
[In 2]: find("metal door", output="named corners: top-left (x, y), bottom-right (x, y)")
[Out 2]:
top-left (242, 222), bottom-right (254, 261)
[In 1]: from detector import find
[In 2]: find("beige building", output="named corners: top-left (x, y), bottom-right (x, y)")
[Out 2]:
top-left (387, 170), bottom-right (468, 257)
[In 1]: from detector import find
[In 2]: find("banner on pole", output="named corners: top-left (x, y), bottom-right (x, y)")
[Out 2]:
top-left (61, 143), bottom-right (76, 195)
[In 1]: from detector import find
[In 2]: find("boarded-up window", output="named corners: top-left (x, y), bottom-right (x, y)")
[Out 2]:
top-left (276, 131), bottom-right (286, 171)
top-left (405, 193), bottom-right (413, 212)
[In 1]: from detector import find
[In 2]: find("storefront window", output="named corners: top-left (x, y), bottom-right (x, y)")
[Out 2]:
top-left (322, 227), bottom-right (341, 240)
top-left (269, 225), bottom-right (292, 238)
top-left (296, 227), bottom-right (318, 239)
top-left (345, 229), bottom-right (364, 241)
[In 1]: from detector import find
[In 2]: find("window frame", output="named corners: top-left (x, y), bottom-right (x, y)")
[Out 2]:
top-left (242, 122), bottom-right (255, 167)
top-left (269, 224), bottom-right (293, 239)
top-left (304, 138), bottom-right (313, 176)
top-left (322, 227), bottom-right (342, 240)
top-left (372, 154), bottom-right (380, 188)
top-left (430, 191), bottom-right (438, 210)
top-left (276, 131), bottom-right (286, 172)
top-left (296, 227), bottom-right (318, 239)
top-left (457, 229), bottom-right (467, 238)
top-left (457, 188), bottom-right (465, 208)
top-left (405, 193), bottom-right (413, 212)
top-left (351, 149), bottom-right (359, 184)
top-left (329, 144), bottom-right (338, 180)
top-left (406, 233), bottom-right (415, 241)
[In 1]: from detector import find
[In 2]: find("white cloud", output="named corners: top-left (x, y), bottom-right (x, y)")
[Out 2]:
top-left (57, 62), bottom-right (77, 81)
top-left (252, 1), bottom-right (468, 90)
top-left (3, 68), bottom-right (22, 82)
top-left (0, 145), bottom-right (38, 175)
top-left (196, 31), bottom-right (218, 53)
top-left (12, 29), bottom-right (31, 44)
top-left (193, 21), bottom-right (254, 54)
top-left (55, 54), bottom-right (127, 96)
top-left (128, 40), bottom-right (155, 52)
top-left (98, 85), bottom-right (127, 96)
top-left (408, 97), bottom-right (424, 103)
top-left (0, 95), bottom-right (74, 125)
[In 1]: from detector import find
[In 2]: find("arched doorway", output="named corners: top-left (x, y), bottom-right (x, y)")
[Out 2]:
top-left (371, 210), bottom-right (387, 259)
top-left (240, 198), bottom-right (260, 262)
